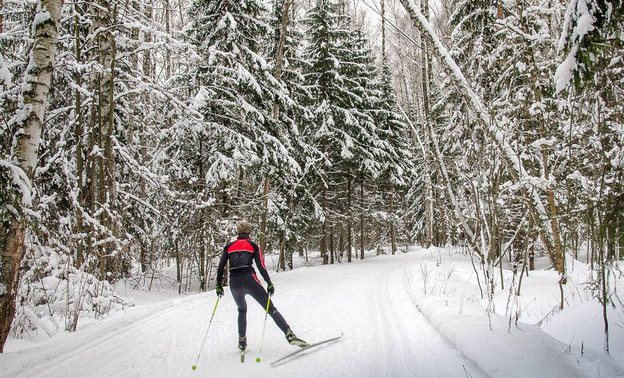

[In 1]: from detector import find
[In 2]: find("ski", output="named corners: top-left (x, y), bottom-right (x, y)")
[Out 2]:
top-left (270, 334), bottom-right (343, 367)
top-left (240, 349), bottom-right (245, 363)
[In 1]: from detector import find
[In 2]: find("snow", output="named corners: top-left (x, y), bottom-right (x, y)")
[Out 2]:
top-left (32, 10), bottom-right (52, 34)
top-left (0, 159), bottom-right (33, 206)
top-left (1, 248), bottom-right (623, 377)
top-left (555, 0), bottom-right (597, 92)
top-left (0, 53), bottom-right (12, 86)
top-left (555, 51), bottom-right (579, 92)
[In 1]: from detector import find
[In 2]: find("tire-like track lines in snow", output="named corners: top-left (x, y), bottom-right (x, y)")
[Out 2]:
top-left (375, 269), bottom-right (419, 377)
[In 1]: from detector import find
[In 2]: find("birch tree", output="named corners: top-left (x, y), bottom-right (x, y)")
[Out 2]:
top-left (0, 0), bottom-right (63, 353)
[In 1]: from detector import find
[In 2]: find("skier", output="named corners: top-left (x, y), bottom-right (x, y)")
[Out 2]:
top-left (216, 220), bottom-right (306, 352)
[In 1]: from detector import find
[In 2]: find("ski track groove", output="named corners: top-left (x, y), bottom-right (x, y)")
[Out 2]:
top-left (4, 296), bottom-right (207, 378)
top-left (374, 267), bottom-right (413, 377)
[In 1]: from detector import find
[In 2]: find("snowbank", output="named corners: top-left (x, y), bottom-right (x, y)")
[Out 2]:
top-left (407, 248), bottom-right (624, 378)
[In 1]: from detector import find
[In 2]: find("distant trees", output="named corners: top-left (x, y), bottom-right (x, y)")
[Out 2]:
top-left (301, 0), bottom-right (413, 264)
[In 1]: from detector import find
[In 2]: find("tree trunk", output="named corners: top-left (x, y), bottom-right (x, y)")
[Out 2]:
top-left (199, 239), bottom-right (206, 292)
top-left (419, 0), bottom-right (434, 249)
top-left (360, 176), bottom-right (365, 260)
top-left (515, 2), bottom-right (566, 278)
top-left (381, 0), bottom-right (386, 63)
top-left (198, 137), bottom-right (205, 291)
top-left (175, 238), bottom-right (182, 294)
top-left (321, 185), bottom-right (328, 264)
top-left (261, 0), bottom-right (292, 254)
top-left (330, 224), bottom-right (335, 264)
top-left (278, 229), bottom-right (286, 271)
top-left (347, 175), bottom-right (352, 263)
top-left (390, 184), bottom-right (396, 255)
top-left (338, 229), bottom-right (344, 263)
top-left (0, 0), bottom-right (63, 353)
top-left (165, 0), bottom-right (171, 78)
top-left (260, 176), bottom-right (270, 254)
top-left (93, 0), bottom-right (118, 280)
top-left (0, 223), bottom-right (25, 353)
top-left (139, 0), bottom-right (152, 273)
top-left (74, 4), bottom-right (85, 267)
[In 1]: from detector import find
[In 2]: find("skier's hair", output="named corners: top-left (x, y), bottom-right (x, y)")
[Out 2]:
top-left (237, 221), bottom-right (252, 235)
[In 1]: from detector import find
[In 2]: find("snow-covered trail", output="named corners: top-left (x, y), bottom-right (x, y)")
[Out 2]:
top-left (1, 252), bottom-right (486, 378)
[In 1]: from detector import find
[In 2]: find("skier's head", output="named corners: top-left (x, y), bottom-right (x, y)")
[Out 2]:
top-left (237, 220), bottom-right (252, 236)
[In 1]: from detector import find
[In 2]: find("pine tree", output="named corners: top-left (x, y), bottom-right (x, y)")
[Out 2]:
top-left (373, 63), bottom-right (414, 254)
top-left (187, 0), bottom-right (298, 203)
top-left (300, 0), bottom-right (407, 261)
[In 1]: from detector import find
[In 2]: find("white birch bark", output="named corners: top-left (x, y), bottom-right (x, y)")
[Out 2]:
top-left (1, 0), bottom-right (63, 353)
top-left (13, 0), bottom-right (63, 197)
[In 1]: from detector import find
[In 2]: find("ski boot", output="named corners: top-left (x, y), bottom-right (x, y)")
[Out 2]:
top-left (238, 336), bottom-right (247, 351)
top-left (285, 329), bottom-right (307, 347)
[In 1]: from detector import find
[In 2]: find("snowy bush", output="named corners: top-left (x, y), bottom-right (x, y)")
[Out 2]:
top-left (11, 245), bottom-right (132, 339)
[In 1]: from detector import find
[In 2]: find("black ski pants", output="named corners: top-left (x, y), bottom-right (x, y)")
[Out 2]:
top-left (230, 273), bottom-right (290, 337)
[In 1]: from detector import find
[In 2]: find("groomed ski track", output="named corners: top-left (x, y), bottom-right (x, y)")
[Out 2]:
top-left (2, 252), bottom-right (488, 378)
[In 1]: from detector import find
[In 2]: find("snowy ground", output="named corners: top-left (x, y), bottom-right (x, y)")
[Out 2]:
top-left (1, 247), bottom-right (623, 377)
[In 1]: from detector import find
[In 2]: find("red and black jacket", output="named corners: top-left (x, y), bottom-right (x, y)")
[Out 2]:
top-left (216, 235), bottom-right (271, 285)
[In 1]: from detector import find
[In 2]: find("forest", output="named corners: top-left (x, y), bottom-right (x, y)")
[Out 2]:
top-left (0, 0), bottom-right (622, 354)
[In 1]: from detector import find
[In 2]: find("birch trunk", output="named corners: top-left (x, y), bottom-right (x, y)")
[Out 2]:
top-left (418, 0), bottom-right (434, 248)
top-left (0, 0), bottom-right (63, 352)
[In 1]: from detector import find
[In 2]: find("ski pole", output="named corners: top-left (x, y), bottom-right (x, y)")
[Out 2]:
top-left (192, 297), bottom-right (220, 370)
top-left (255, 295), bottom-right (271, 363)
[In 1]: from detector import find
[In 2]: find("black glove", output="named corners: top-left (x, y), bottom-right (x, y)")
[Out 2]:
top-left (216, 285), bottom-right (224, 298)
top-left (267, 282), bottom-right (275, 296)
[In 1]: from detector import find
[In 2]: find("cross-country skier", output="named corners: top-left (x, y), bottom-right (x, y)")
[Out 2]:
top-left (216, 220), bottom-right (306, 352)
